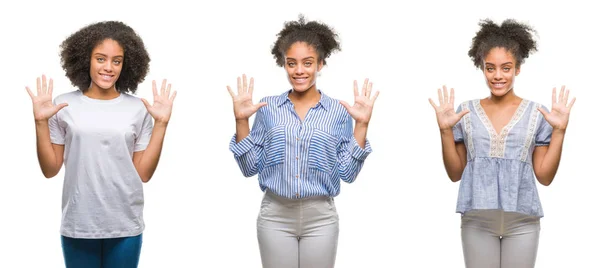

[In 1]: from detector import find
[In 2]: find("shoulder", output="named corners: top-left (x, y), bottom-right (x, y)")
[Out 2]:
top-left (54, 90), bottom-right (82, 103)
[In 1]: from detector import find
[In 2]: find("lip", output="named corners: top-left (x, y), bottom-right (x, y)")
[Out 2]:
top-left (491, 82), bottom-right (506, 89)
top-left (293, 77), bottom-right (308, 83)
top-left (99, 74), bottom-right (114, 82)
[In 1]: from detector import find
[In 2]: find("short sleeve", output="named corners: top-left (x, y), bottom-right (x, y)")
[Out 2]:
top-left (49, 100), bottom-right (65, 145)
top-left (452, 104), bottom-right (465, 143)
top-left (535, 105), bottom-right (553, 146)
top-left (135, 111), bottom-right (154, 152)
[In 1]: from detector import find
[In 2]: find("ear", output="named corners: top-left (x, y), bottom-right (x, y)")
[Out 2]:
top-left (515, 66), bottom-right (521, 76)
top-left (317, 60), bottom-right (324, 72)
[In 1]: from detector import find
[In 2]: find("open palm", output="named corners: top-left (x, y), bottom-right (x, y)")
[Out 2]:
top-left (227, 74), bottom-right (267, 120)
top-left (538, 86), bottom-right (575, 130)
top-left (428, 85), bottom-right (469, 130)
top-left (141, 79), bottom-right (177, 124)
top-left (25, 75), bottom-right (68, 121)
top-left (340, 78), bottom-right (379, 124)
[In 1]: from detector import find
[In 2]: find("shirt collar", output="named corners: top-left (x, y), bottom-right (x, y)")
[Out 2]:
top-left (276, 89), bottom-right (332, 111)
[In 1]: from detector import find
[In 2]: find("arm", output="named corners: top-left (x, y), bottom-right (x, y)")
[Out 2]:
top-left (227, 74), bottom-right (267, 177)
top-left (337, 115), bottom-right (372, 183)
top-left (26, 75), bottom-right (68, 178)
top-left (429, 86), bottom-right (470, 182)
top-left (532, 86), bottom-right (575, 186)
top-left (135, 79), bottom-right (177, 183)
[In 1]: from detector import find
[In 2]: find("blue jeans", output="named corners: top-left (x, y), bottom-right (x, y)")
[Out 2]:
top-left (61, 234), bottom-right (142, 268)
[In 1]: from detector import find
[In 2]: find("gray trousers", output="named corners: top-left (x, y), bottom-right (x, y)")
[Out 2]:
top-left (257, 191), bottom-right (339, 268)
top-left (461, 209), bottom-right (541, 268)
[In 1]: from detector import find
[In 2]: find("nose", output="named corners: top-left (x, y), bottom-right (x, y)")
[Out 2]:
top-left (103, 62), bottom-right (113, 73)
top-left (493, 69), bottom-right (502, 80)
top-left (294, 65), bottom-right (304, 75)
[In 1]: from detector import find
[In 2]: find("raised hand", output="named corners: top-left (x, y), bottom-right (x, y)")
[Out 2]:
top-left (227, 74), bottom-right (267, 120)
top-left (339, 78), bottom-right (380, 125)
top-left (25, 75), bottom-right (68, 121)
top-left (428, 85), bottom-right (469, 130)
top-left (141, 79), bottom-right (177, 124)
top-left (538, 86), bottom-right (575, 130)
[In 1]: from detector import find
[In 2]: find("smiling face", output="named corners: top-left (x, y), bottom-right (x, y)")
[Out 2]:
top-left (284, 41), bottom-right (323, 93)
top-left (483, 47), bottom-right (520, 97)
top-left (89, 38), bottom-right (124, 92)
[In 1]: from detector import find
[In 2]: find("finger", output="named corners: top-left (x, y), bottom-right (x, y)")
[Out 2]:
top-left (428, 98), bottom-right (438, 110)
top-left (568, 97), bottom-right (576, 110)
top-left (243, 74), bottom-right (248, 93)
top-left (353, 80), bottom-right (359, 96)
top-left (371, 90), bottom-right (380, 102)
top-left (49, 78), bottom-right (54, 96)
top-left (443, 85), bottom-right (448, 104)
top-left (362, 78), bottom-right (369, 96)
top-left (559, 85), bottom-right (565, 103)
top-left (25, 87), bottom-right (34, 99)
top-left (141, 98), bottom-right (151, 109)
top-left (450, 88), bottom-right (455, 106)
top-left (458, 109), bottom-right (470, 118)
top-left (249, 77), bottom-right (254, 95)
top-left (227, 86), bottom-right (235, 98)
top-left (152, 80), bottom-right (158, 97)
top-left (42, 75), bottom-right (48, 95)
top-left (55, 103), bottom-right (69, 112)
top-left (437, 88), bottom-right (443, 105)
top-left (367, 82), bottom-right (373, 98)
top-left (36, 77), bottom-right (41, 95)
top-left (161, 79), bottom-right (167, 96)
top-left (563, 89), bottom-right (570, 105)
top-left (537, 107), bottom-right (549, 118)
top-left (166, 83), bottom-right (172, 97)
top-left (169, 90), bottom-right (178, 102)
top-left (339, 100), bottom-right (352, 111)
top-left (237, 76), bottom-right (242, 94)
top-left (254, 102), bottom-right (267, 110)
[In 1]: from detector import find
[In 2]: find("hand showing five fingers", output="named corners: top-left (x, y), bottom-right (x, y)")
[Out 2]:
top-left (227, 74), bottom-right (267, 120)
top-left (538, 86), bottom-right (576, 130)
top-left (25, 75), bottom-right (68, 121)
top-left (428, 85), bottom-right (469, 130)
top-left (141, 79), bottom-right (177, 124)
top-left (340, 78), bottom-right (380, 125)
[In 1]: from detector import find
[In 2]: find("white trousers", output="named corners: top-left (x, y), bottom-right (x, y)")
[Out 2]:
top-left (461, 209), bottom-right (541, 268)
top-left (257, 191), bottom-right (339, 268)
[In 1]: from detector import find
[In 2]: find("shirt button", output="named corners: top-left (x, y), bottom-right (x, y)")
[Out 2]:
top-left (296, 193), bottom-right (300, 197)
top-left (296, 174), bottom-right (299, 178)
top-left (296, 137), bottom-right (300, 141)
top-left (296, 156), bottom-right (299, 160)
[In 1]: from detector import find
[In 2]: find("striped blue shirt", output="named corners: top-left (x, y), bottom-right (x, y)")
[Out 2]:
top-left (229, 90), bottom-right (372, 199)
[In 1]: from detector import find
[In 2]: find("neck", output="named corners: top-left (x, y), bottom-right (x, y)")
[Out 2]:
top-left (289, 86), bottom-right (320, 105)
top-left (84, 84), bottom-right (121, 100)
top-left (487, 88), bottom-right (520, 105)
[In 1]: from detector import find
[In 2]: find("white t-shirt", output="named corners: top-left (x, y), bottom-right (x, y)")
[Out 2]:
top-left (49, 90), bottom-right (153, 239)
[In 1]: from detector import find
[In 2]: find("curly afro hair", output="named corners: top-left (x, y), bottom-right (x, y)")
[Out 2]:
top-left (468, 19), bottom-right (537, 69)
top-left (60, 21), bottom-right (150, 94)
top-left (271, 14), bottom-right (341, 67)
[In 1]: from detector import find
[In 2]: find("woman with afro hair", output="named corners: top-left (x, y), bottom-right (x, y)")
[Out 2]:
top-left (227, 15), bottom-right (379, 268)
top-left (25, 21), bottom-right (176, 267)
top-left (429, 19), bottom-right (575, 267)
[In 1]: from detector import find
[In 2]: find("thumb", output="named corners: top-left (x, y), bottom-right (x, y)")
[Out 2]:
top-left (54, 103), bottom-right (68, 113)
top-left (537, 107), bottom-right (549, 118)
top-left (141, 98), bottom-right (151, 110)
top-left (458, 109), bottom-right (470, 118)
top-left (256, 102), bottom-right (268, 109)
top-left (339, 100), bottom-right (351, 111)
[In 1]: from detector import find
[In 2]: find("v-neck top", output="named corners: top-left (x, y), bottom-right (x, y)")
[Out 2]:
top-left (229, 90), bottom-right (372, 199)
top-left (453, 99), bottom-right (553, 217)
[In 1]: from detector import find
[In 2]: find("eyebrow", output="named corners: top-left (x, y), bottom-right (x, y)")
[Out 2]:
top-left (286, 56), bottom-right (315, 61)
top-left (93, 53), bottom-right (124, 58)
top-left (485, 62), bottom-right (513, 66)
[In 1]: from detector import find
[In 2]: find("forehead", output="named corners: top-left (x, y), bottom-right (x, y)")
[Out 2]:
top-left (285, 42), bottom-right (318, 59)
top-left (92, 38), bottom-right (124, 55)
top-left (484, 47), bottom-right (516, 64)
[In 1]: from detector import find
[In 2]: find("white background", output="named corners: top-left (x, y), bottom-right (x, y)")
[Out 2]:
top-left (1, 0), bottom-right (598, 267)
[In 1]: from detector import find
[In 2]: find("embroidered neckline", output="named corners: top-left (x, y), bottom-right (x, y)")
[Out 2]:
top-left (474, 99), bottom-right (529, 158)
